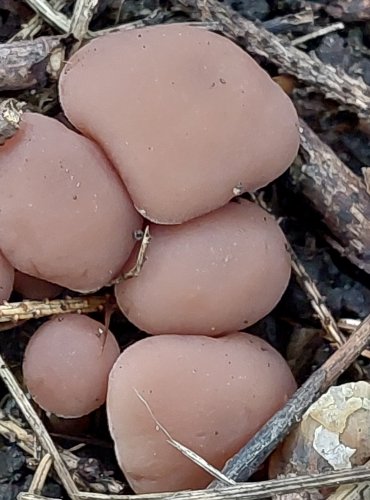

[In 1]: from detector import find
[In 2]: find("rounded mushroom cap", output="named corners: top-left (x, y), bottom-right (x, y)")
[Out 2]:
top-left (14, 271), bottom-right (63, 300)
top-left (115, 200), bottom-right (291, 335)
top-left (107, 332), bottom-right (296, 493)
top-left (59, 24), bottom-right (300, 224)
top-left (0, 112), bottom-right (142, 292)
top-left (0, 251), bottom-right (14, 302)
top-left (23, 314), bottom-right (120, 418)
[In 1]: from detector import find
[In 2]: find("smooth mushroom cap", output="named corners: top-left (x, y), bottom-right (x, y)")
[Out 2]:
top-left (115, 200), bottom-right (291, 335)
top-left (23, 314), bottom-right (120, 418)
top-left (59, 24), bottom-right (300, 224)
top-left (107, 332), bottom-right (297, 493)
top-left (0, 112), bottom-right (142, 292)
top-left (14, 271), bottom-right (63, 300)
top-left (0, 251), bottom-right (14, 302)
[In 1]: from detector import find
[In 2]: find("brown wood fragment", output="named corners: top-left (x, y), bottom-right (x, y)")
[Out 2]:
top-left (0, 36), bottom-right (65, 91)
top-left (291, 121), bottom-right (370, 275)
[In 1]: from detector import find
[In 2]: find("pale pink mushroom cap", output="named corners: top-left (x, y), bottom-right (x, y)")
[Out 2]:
top-left (14, 271), bottom-right (63, 300)
top-left (0, 113), bottom-right (142, 292)
top-left (115, 200), bottom-right (291, 335)
top-left (59, 24), bottom-right (300, 224)
top-left (23, 314), bottom-right (120, 418)
top-left (0, 251), bottom-right (14, 301)
top-left (107, 332), bottom-right (297, 493)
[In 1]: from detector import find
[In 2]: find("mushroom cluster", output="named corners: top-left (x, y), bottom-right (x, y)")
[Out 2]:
top-left (1, 23), bottom-right (300, 494)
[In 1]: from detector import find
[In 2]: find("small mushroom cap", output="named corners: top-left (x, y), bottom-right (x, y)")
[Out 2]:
top-left (115, 200), bottom-right (291, 335)
top-left (14, 271), bottom-right (63, 300)
top-left (0, 112), bottom-right (142, 292)
top-left (59, 24), bottom-right (299, 224)
top-left (107, 332), bottom-right (296, 493)
top-left (23, 314), bottom-right (120, 418)
top-left (0, 251), bottom-right (14, 302)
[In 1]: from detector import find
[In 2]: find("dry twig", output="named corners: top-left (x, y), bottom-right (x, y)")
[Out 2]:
top-left (27, 453), bottom-right (53, 495)
top-left (0, 295), bottom-right (107, 323)
top-left (250, 194), bottom-right (369, 368)
top-left (70, 0), bottom-right (99, 43)
top-left (24, 0), bottom-right (71, 32)
top-left (289, 245), bottom-right (370, 360)
top-left (18, 465), bottom-right (370, 500)
top-left (135, 390), bottom-right (235, 487)
top-left (293, 121), bottom-right (370, 275)
top-left (122, 226), bottom-right (151, 281)
top-left (291, 22), bottom-right (344, 46)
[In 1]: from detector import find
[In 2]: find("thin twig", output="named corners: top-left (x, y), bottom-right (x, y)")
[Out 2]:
top-left (289, 247), bottom-right (345, 347)
top-left (0, 296), bottom-right (107, 323)
top-left (70, 0), bottom-right (99, 44)
top-left (291, 22), bottom-right (344, 46)
top-left (23, 0), bottom-right (71, 32)
top-left (209, 314), bottom-right (370, 485)
top-left (250, 194), bottom-right (368, 367)
top-left (18, 465), bottom-right (370, 500)
top-left (326, 460), bottom-right (370, 500)
top-left (135, 390), bottom-right (235, 487)
top-left (121, 226), bottom-right (151, 281)
top-left (0, 355), bottom-right (79, 498)
top-left (0, 37), bottom-right (65, 91)
top-left (338, 318), bottom-right (361, 332)
top-left (27, 453), bottom-right (53, 495)
top-left (289, 246), bottom-right (370, 360)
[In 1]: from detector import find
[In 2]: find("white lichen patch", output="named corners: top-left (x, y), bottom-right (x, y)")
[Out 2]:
top-left (303, 381), bottom-right (370, 434)
top-left (313, 425), bottom-right (356, 470)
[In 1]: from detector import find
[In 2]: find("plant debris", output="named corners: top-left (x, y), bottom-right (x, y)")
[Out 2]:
top-left (0, 0), bottom-right (369, 498)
